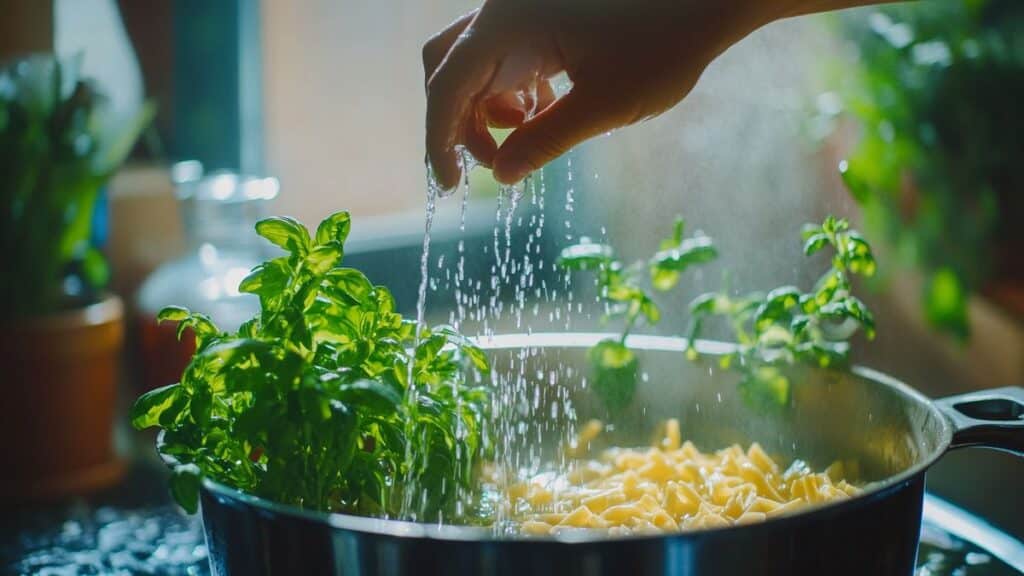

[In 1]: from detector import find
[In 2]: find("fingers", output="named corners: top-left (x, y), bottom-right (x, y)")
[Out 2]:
top-left (482, 93), bottom-right (528, 128)
top-left (422, 11), bottom-right (477, 88)
top-left (482, 78), bottom-right (557, 128)
top-left (492, 88), bottom-right (621, 184)
top-left (461, 110), bottom-right (498, 168)
top-left (535, 79), bottom-right (556, 112)
top-left (425, 27), bottom-right (501, 190)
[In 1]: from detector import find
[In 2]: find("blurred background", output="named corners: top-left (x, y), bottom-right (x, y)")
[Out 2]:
top-left (1, 0), bottom-right (1021, 564)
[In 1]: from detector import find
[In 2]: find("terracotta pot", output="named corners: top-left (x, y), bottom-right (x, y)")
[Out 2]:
top-left (0, 295), bottom-right (126, 502)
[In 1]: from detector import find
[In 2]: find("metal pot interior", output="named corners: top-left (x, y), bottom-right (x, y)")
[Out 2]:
top-left (477, 333), bottom-right (951, 489)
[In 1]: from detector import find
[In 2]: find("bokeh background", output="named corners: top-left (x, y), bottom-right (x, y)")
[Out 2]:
top-left (3, 0), bottom-right (1021, 539)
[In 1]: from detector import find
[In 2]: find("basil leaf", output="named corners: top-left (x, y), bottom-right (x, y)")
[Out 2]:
top-left (170, 463), bottom-right (202, 514)
top-left (130, 383), bottom-right (181, 429)
top-left (324, 268), bottom-right (374, 305)
top-left (738, 367), bottom-right (790, 411)
top-left (256, 216), bottom-right (311, 256)
top-left (239, 258), bottom-right (291, 303)
top-left (305, 243), bottom-right (344, 275)
top-left (157, 306), bottom-right (190, 323)
top-left (650, 235), bottom-right (717, 271)
top-left (589, 340), bottom-right (638, 411)
top-left (557, 241), bottom-right (614, 270)
top-left (803, 233), bottom-right (830, 256)
top-left (336, 379), bottom-right (402, 412)
top-left (315, 211), bottom-right (352, 246)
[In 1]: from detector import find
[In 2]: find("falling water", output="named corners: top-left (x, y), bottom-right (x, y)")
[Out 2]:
top-left (404, 152), bottom-right (586, 528)
top-left (401, 164), bottom-right (442, 520)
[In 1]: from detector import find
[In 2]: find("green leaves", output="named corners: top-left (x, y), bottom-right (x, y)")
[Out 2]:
top-left (131, 211), bottom-right (490, 520)
top-left (649, 235), bottom-right (716, 291)
top-left (738, 367), bottom-right (790, 414)
top-left (315, 211), bottom-right (352, 245)
top-left (650, 236), bottom-right (718, 272)
top-left (157, 306), bottom-right (190, 323)
top-left (305, 244), bottom-right (344, 275)
top-left (170, 464), bottom-right (202, 514)
top-left (239, 258), bottom-right (291, 301)
top-left (155, 306), bottom-right (222, 351)
top-left (0, 55), bottom-right (151, 318)
top-left (924, 267), bottom-right (968, 339)
top-left (558, 217), bottom-right (717, 411)
top-left (588, 340), bottom-right (639, 412)
top-left (557, 240), bottom-right (614, 270)
top-left (686, 216), bottom-right (878, 411)
top-left (832, 3), bottom-right (1015, 340)
top-left (256, 216), bottom-right (312, 256)
top-left (336, 379), bottom-right (402, 412)
top-left (130, 383), bottom-right (181, 429)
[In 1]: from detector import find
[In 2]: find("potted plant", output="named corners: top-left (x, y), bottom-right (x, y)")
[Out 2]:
top-left (0, 55), bottom-right (151, 500)
top-left (823, 0), bottom-right (1024, 340)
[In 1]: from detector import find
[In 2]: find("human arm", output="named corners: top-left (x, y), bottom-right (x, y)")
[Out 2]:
top-left (424, 0), bottom-right (908, 189)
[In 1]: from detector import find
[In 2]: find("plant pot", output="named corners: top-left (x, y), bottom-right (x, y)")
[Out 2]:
top-left (0, 295), bottom-right (126, 502)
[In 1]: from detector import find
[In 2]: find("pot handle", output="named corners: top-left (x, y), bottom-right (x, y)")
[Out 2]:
top-left (935, 387), bottom-right (1024, 456)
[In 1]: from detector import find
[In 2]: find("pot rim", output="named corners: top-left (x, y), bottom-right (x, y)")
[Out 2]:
top-left (195, 332), bottom-right (955, 544)
top-left (1, 293), bottom-right (123, 332)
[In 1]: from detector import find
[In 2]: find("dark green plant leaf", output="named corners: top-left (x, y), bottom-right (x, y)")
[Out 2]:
top-left (170, 463), bottom-right (202, 514)
top-left (588, 340), bottom-right (639, 411)
top-left (315, 211), bottom-right (352, 246)
top-left (81, 247), bottom-right (110, 288)
top-left (557, 241), bottom-right (614, 270)
top-left (130, 383), bottom-right (181, 429)
top-left (650, 267), bottom-right (680, 291)
top-left (689, 292), bottom-right (727, 316)
top-left (803, 233), bottom-right (831, 256)
top-left (324, 268), bottom-right (374, 305)
top-left (305, 243), bottom-right (344, 275)
top-left (255, 216), bottom-right (311, 256)
top-left (336, 379), bottom-right (402, 412)
top-left (738, 367), bottom-right (790, 412)
top-left (924, 268), bottom-right (968, 339)
top-left (650, 236), bottom-right (717, 271)
top-left (239, 258), bottom-right (291, 303)
top-left (157, 306), bottom-right (191, 323)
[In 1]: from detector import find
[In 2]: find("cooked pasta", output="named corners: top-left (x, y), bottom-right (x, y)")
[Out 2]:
top-left (506, 419), bottom-right (861, 536)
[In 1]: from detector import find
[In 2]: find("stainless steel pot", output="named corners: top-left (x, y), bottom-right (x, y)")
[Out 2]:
top-left (195, 333), bottom-right (1024, 576)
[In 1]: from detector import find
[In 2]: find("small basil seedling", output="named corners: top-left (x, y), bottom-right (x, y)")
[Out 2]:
top-left (559, 217), bottom-right (717, 410)
top-left (686, 216), bottom-right (877, 411)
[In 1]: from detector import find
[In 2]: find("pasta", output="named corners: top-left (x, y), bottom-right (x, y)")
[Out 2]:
top-left (506, 419), bottom-right (861, 536)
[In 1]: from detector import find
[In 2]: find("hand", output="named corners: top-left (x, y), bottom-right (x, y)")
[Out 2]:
top-left (423, 0), bottom-right (779, 189)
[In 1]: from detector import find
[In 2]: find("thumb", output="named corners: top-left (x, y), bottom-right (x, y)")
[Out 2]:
top-left (491, 89), bottom-right (620, 184)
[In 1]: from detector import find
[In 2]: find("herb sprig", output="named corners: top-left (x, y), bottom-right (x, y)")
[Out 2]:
top-left (558, 218), bottom-right (717, 409)
top-left (0, 55), bottom-right (153, 317)
top-left (686, 216), bottom-right (876, 410)
top-left (131, 211), bottom-right (490, 521)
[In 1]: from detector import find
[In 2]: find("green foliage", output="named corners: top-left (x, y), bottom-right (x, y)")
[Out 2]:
top-left (829, 1), bottom-right (1024, 339)
top-left (686, 216), bottom-right (876, 410)
top-left (0, 55), bottom-right (153, 317)
top-left (588, 340), bottom-right (639, 412)
top-left (559, 218), bottom-right (717, 409)
top-left (131, 211), bottom-right (490, 521)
